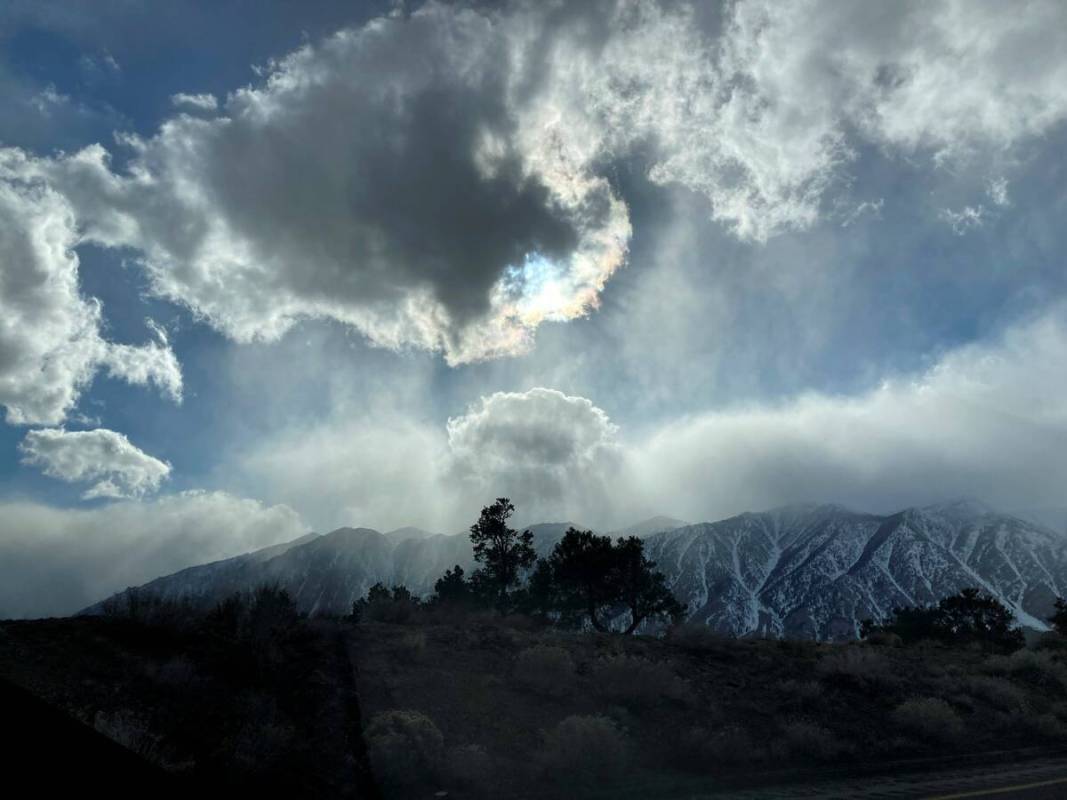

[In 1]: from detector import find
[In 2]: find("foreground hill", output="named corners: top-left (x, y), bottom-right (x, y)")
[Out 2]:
top-left (5, 611), bottom-right (1067, 798)
top-left (86, 502), bottom-right (1067, 640)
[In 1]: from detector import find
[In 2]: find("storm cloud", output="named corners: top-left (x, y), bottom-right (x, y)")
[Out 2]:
top-left (7, 0), bottom-right (1066, 380)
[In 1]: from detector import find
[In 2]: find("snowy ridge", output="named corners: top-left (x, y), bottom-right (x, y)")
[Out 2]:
top-left (645, 502), bottom-right (1067, 639)
top-left (84, 503), bottom-right (1067, 639)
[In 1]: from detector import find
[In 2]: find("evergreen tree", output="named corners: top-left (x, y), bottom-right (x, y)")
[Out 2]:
top-left (862, 587), bottom-right (1024, 652)
top-left (432, 565), bottom-right (472, 606)
top-left (468, 498), bottom-right (536, 610)
top-left (1049, 597), bottom-right (1067, 635)
top-left (544, 528), bottom-right (618, 631)
top-left (610, 536), bottom-right (686, 634)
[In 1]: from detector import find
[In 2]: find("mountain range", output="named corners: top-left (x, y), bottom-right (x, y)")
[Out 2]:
top-left (86, 502), bottom-right (1067, 640)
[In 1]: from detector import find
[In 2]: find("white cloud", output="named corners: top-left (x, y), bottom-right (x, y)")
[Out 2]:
top-left (447, 387), bottom-right (622, 522)
top-left (20, 427), bottom-right (171, 499)
top-left (231, 308), bottom-right (1067, 533)
top-left (0, 491), bottom-right (306, 618)
top-left (624, 309), bottom-right (1067, 522)
top-left (0, 149), bottom-right (182, 425)
top-left (939, 205), bottom-right (986, 235)
top-left (169, 92), bottom-right (218, 111)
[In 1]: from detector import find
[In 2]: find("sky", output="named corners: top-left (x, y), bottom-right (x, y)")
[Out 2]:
top-left (3, 0), bottom-right (1067, 616)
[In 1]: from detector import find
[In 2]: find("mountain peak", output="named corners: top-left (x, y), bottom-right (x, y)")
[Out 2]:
top-left (921, 497), bottom-right (997, 517)
top-left (385, 526), bottom-right (438, 542)
top-left (613, 516), bottom-right (689, 537)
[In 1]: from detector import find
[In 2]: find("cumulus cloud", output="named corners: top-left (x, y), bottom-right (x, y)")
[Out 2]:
top-left (0, 491), bottom-right (306, 618)
top-left (447, 388), bottom-right (622, 522)
top-left (0, 150), bottom-right (182, 425)
top-left (169, 92), bottom-right (218, 111)
top-left (19, 427), bottom-right (171, 499)
top-left (8, 0), bottom-right (1063, 370)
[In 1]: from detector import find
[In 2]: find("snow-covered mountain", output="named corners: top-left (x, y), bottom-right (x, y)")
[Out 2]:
top-left (648, 501), bottom-right (1067, 639)
top-left (85, 502), bottom-right (1067, 639)
top-left (84, 523), bottom-right (579, 617)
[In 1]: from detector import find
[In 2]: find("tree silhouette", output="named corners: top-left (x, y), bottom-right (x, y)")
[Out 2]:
top-left (469, 498), bottom-right (536, 610)
top-left (544, 528), bottom-right (619, 631)
top-left (1049, 597), bottom-right (1067, 635)
top-left (611, 536), bottom-right (686, 634)
top-left (537, 529), bottom-right (685, 634)
top-left (432, 565), bottom-right (472, 606)
top-left (861, 587), bottom-right (1023, 652)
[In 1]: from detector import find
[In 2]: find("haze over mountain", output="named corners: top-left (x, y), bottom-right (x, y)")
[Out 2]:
top-left (87, 501), bottom-right (1066, 640)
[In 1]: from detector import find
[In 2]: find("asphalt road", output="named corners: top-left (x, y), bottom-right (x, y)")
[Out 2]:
top-left (700, 755), bottom-right (1067, 799)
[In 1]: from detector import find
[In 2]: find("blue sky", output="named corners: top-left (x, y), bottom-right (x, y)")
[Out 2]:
top-left (3, 0), bottom-right (1067, 615)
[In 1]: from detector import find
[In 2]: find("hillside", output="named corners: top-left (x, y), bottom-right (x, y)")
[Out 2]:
top-left (5, 611), bottom-right (1067, 798)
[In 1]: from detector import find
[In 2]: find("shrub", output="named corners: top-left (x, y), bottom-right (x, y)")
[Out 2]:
top-left (365, 710), bottom-right (444, 790)
top-left (773, 721), bottom-right (847, 761)
top-left (539, 715), bottom-right (629, 784)
top-left (984, 649), bottom-right (1067, 693)
top-left (997, 710), bottom-right (1067, 741)
top-left (93, 709), bottom-right (161, 759)
top-left (446, 744), bottom-right (495, 796)
top-left (669, 622), bottom-right (727, 652)
top-left (816, 646), bottom-right (894, 689)
top-left (514, 645), bottom-right (576, 697)
top-left (393, 630), bottom-right (428, 664)
top-left (593, 655), bottom-right (692, 707)
top-left (678, 725), bottom-right (761, 768)
top-left (864, 631), bottom-right (903, 648)
top-left (962, 676), bottom-right (1027, 713)
top-left (776, 679), bottom-right (823, 711)
top-left (892, 698), bottom-right (964, 744)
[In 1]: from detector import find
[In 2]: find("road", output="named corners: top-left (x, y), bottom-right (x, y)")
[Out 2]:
top-left (701, 756), bottom-right (1067, 799)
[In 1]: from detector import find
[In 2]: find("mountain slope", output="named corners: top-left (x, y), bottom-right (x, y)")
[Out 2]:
top-left (86, 504), bottom-right (1067, 639)
top-left (646, 502), bottom-right (1067, 639)
top-left (85, 522), bottom-right (585, 616)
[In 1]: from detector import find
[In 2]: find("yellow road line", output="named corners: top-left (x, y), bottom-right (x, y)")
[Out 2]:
top-left (923, 774), bottom-right (1067, 799)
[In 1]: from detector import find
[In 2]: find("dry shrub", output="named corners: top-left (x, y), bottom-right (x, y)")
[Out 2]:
top-left (514, 645), bottom-right (576, 697)
top-left (776, 679), bottom-right (823, 711)
top-left (1012, 711), bottom-right (1067, 740)
top-left (366, 710), bottom-right (444, 790)
top-left (679, 725), bottom-right (761, 769)
top-left (539, 714), bottom-right (629, 784)
top-left (93, 709), bottom-right (162, 759)
top-left (816, 646), bottom-right (894, 689)
top-left (864, 631), bottom-right (903, 648)
top-left (773, 721), bottom-right (847, 761)
top-left (984, 649), bottom-right (1067, 693)
top-left (892, 698), bottom-right (964, 744)
top-left (962, 676), bottom-right (1028, 713)
top-left (154, 655), bottom-right (199, 687)
top-left (392, 630), bottom-right (427, 664)
top-left (446, 744), bottom-right (495, 796)
top-left (669, 623), bottom-right (727, 652)
top-left (593, 654), bottom-right (692, 707)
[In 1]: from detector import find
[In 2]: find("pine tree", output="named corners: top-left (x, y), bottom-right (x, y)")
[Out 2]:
top-left (611, 537), bottom-right (686, 634)
top-left (468, 498), bottom-right (536, 610)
